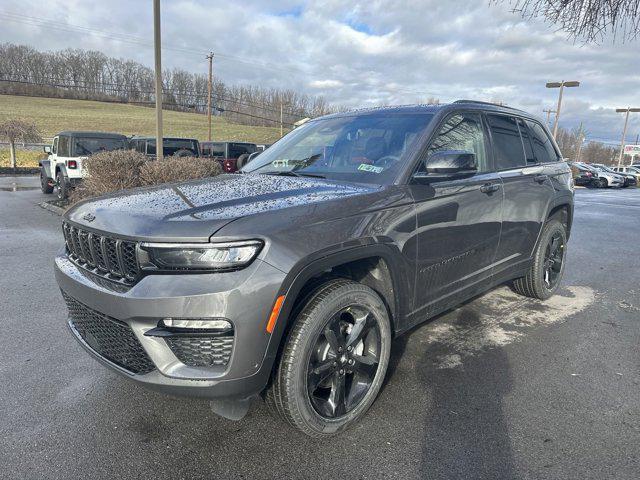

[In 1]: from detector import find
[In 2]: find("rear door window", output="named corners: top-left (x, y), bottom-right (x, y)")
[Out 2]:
top-left (487, 115), bottom-right (525, 170)
top-left (526, 120), bottom-right (559, 163)
top-left (57, 136), bottom-right (71, 157)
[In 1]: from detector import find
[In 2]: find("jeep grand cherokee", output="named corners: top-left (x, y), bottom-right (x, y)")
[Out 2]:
top-left (55, 101), bottom-right (573, 437)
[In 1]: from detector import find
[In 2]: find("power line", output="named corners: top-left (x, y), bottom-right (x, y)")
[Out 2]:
top-left (0, 74), bottom-right (311, 118)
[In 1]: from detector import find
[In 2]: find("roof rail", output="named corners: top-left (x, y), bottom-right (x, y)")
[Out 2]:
top-left (453, 99), bottom-right (520, 111)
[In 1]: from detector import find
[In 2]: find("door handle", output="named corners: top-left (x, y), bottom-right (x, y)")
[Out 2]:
top-left (480, 183), bottom-right (500, 194)
top-left (533, 174), bottom-right (547, 184)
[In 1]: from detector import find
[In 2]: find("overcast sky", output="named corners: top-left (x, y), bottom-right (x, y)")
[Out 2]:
top-left (1, 0), bottom-right (639, 143)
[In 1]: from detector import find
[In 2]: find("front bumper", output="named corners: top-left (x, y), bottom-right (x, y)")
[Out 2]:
top-left (55, 251), bottom-right (287, 399)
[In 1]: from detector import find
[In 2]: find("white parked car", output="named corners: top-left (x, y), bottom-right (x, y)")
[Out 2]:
top-left (612, 166), bottom-right (640, 184)
top-left (576, 163), bottom-right (623, 188)
top-left (592, 163), bottom-right (636, 188)
top-left (40, 131), bottom-right (128, 199)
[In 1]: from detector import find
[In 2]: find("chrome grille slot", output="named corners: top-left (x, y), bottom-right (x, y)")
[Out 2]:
top-left (62, 221), bottom-right (139, 284)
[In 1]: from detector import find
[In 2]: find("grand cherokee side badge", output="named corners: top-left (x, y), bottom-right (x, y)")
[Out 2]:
top-left (82, 213), bottom-right (96, 222)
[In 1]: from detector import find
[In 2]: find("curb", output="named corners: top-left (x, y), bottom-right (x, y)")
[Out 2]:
top-left (38, 201), bottom-right (65, 216)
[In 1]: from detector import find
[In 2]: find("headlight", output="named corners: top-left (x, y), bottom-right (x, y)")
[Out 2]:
top-left (138, 240), bottom-right (263, 271)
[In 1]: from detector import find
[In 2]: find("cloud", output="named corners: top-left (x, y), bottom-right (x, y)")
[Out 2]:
top-left (0, 0), bottom-right (638, 141)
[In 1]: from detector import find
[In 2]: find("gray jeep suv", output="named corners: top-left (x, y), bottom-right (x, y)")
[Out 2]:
top-left (55, 101), bottom-right (573, 437)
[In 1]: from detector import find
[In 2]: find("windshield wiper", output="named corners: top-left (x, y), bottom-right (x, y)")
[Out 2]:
top-left (264, 171), bottom-right (326, 179)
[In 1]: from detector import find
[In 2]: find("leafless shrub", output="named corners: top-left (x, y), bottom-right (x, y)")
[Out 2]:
top-left (69, 150), bottom-right (222, 204)
top-left (139, 156), bottom-right (222, 185)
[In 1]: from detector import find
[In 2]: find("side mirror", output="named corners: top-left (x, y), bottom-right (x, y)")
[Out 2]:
top-left (43, 146), bottom-right (51, 154)
top-left (413, 150), bottom-right (477, 182)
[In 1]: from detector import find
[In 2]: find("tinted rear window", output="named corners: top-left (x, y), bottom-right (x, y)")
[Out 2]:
top-left (526, 121), bottom-right (559, 163)
top-left (487, 115), bottom-right (525, 170)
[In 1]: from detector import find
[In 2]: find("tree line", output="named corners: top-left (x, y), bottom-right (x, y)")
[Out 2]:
top-left (555, 125), bottom-right (621, 165)
top-left (0, 43), bottom-right (336, 127)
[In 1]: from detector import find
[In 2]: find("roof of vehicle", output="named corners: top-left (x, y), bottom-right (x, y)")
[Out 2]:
top-left (129, 136), bottom-right (199, 141)
top-left (200, 141), bottom-right (257, 145)
top-left (56, 131), bottom-right (127, 139)
top-left (315, 100), bottom-right (533, 121)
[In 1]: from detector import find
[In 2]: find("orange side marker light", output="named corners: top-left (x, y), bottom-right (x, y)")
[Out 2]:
top-left (266, 295), bottom-right (285, 334)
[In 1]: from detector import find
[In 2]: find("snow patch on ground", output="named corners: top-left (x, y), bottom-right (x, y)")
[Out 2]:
top-left (425, 286), bottom-right (596, 369)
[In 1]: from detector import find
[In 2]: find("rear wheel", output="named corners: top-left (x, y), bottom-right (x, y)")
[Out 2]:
top-left (40, 168), bottom-right (53, 194)
top-left (266, 279), bottom-right (391, 437)
top-left (513, 219), bottom-right (567, 300)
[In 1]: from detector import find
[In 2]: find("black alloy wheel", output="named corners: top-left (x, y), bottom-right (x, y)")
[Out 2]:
top-left (306, 305), bottom-right (381, 419)
top-left (543, 231), bottom-right (564, 290)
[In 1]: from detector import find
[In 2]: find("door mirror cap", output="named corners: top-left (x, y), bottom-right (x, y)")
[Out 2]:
top-left (413, 150), bottom-right (477, 183)
top-left (43, 145), bottom-right (51, 154)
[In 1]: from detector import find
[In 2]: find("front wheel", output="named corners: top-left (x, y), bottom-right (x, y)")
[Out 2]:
top-left (598, 178), bottom-right (608, 188)
top-left (266, 279), bottom-right (392, 437)
top-left (56, 171), bottom-right (68, 200)
top-left (513, 219), bottom-right (567, 300)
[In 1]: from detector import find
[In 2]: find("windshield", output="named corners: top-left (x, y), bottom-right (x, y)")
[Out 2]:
top-left (73, 138), bottom-right (126, 156)
top-left (242, 113), bottom-right (434, 184)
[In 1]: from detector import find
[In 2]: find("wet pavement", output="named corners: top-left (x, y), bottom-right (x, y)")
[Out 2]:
top-left (1, 176), bottom-right (638, 479)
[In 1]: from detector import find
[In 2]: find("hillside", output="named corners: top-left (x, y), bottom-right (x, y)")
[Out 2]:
top-left (0, 94), bottom-right (285, 143)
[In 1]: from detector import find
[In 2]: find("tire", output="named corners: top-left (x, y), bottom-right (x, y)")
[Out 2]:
top-left (513, 219), bottom-right (567, 300)
top-left (40, 168), bottom-right (53, 194)
top-left (266, 279), bottom-right (392, 437)
top-left (56, 171), bottom-right (68, 200)
top-left (598, 178), bottom-right (608, 188)
top-left (236, 153), bottom-right (249, 170)
top-left (172, 149), bottom-right (192, 158)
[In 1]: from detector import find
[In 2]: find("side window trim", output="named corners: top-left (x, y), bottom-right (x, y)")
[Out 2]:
top-left (52, 137), bottom-right (58, 155)
top-left (516, 117), bottom-right (538, 165)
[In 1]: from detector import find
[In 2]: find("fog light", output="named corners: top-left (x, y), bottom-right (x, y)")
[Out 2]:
top-left (161, 318), bottom-right (232, 332)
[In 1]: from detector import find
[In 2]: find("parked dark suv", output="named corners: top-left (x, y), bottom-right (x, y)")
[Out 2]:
top-left (55, 101), bottom-right (573, 437)
top-left (200, 141), bottom-right (258, 172)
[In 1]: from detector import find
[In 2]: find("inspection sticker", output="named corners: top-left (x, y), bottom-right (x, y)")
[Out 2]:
top-left (358, 164), bottom-right (383, 174)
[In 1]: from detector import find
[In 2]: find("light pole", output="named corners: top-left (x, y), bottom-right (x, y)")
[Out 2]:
top-left (616, 107), bottom-right (640, 167)
top-left (153, 0), bottom-right (163, 161)
top-left (546, 81), bottom-right (580, 139)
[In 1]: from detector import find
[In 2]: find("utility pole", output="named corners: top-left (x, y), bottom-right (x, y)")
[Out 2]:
top-left (206, 52), bottom-right (214, 141)
top-left (546, 80), bottom-right (580, 139)
top-left (615, 107), bottom-right (640, 167)
top-left (153, 0), bottom-right (163, 161)
top-left (280, 101), bottom-right (283, 137)
top-left (575, 122), bottom-right (584, 163)
top-left (543, 108), bottom-right (556, 127)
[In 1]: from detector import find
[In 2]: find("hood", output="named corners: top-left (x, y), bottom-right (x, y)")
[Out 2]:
top-left (66, 174), bottom-right (377, 241)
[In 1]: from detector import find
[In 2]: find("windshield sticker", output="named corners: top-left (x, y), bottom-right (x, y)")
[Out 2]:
top-left (358, 164), bottom-right (383, 174)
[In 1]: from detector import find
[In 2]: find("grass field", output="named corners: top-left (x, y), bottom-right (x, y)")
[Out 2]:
top-left (0, 148), bottom-right (44, 168)
top-left (0, 94), bottom-right (284, 142)
top-left (0, 94), bottom-right (286, 168)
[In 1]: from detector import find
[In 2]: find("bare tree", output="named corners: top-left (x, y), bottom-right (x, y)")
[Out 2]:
top-left (0, 119), bottom-right (42, 169)
top-left (496, 0), bottom-right (640, 42)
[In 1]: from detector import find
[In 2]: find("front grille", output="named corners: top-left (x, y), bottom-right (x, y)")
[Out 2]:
top-left (165, 336), bottom-right (234, 367)
top-left (62, 222), bottom-right (139, 283)
top-left (63, 292), bottom-right (155, 374)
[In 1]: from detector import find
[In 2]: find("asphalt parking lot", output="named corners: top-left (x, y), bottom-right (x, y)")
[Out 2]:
top-left (1, 176), bottom-right (638, 480)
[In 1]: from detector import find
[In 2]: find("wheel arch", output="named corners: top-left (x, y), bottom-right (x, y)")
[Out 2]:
top-left (547, 199), bottom-right (573, 238)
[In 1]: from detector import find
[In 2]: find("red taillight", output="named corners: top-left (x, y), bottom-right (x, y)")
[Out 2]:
top-left (67, 160), bottom-right (78, 169)
top-left (223, 159), bottom-right (237, 172)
